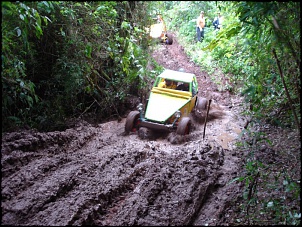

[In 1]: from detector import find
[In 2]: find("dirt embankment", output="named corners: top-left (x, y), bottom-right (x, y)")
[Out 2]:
top-left (2, 33), bottom-right (248, 226)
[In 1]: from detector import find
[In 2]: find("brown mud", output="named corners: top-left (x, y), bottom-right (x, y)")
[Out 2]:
top-left (1, 33), bottom-right (299, 226)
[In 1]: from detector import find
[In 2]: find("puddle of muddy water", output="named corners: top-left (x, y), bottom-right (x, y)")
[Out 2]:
top-left (202, 107), bottom-right (244, 150)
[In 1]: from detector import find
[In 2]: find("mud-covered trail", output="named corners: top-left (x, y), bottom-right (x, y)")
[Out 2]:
top-left (1, 33), bottom-right (247, 226)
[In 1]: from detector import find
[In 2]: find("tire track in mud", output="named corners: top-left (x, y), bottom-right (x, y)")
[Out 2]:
top-left (149, 33), bottom-right (246, 226)
top-left (1, 118), bottom-right (234, 226)
top-left (1, 34), bottom-right (245, 226)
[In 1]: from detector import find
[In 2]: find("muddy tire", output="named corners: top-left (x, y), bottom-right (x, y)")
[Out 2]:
top-left (125, 111), bottom-right (140, 133)
top-left (176, 117), bottom-right (191, 135)
top-left (196, 97), bottom-right (208, 112)
top-left (166, 33), bottom-right (173, 45)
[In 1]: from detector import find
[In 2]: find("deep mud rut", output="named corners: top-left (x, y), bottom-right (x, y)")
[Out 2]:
top-left (1, 33), bottom-right (248, 226)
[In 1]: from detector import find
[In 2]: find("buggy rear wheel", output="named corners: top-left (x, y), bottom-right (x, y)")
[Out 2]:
top-left (196, 97), bottom-right (208, 111)
top-left (176, 117), bottom-right (191, 135)
top-left (165, 33), bottom-right (173, 45)
top-left (125, 111), bottom-right (140, 133)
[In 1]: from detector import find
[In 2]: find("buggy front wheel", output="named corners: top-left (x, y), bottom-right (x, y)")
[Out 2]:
top-left (125, 111), bottom-right (140, 133)
top-left (176, 117), bottom-right (191, 135)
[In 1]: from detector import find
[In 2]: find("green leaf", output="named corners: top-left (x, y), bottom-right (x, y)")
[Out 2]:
top-left (60, 28), bottom-right (65, 37)
top-left (35, 11), bottom-right (41, 26)
top-left (35, 24), bottom-right (43, 38)
top-left (15, 27), bottom-right (22, 37)
top-left (34, 95), bottom-right (39, 103)
top-left (19, 14), bottom-right (25, 20)
top-left (44, 16), bottom-right (52, 23)
top-left (267, 201), bottom-right (274, 208)
top-left (85, 44), bottom-right (92, 58)
top-left (7, 116), bottom-right (22, 124)
top-left (27, 96), bottom-right (33, 106)
top-left (227, 176), bottom-right (245, 185)
top-left (85, 86), bottom-right (91, 93)
top-left (121, 21), bottom-right (130, 29)
top-left (242, 85), bottom-right (255, 95)
top-left (96, 5), bottom-right (106, 12)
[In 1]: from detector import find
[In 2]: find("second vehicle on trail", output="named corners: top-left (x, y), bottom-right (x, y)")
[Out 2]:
top-left (125, 69), bottom-right (209, 139)
top-left (148, 14), bottom-right (173, 45)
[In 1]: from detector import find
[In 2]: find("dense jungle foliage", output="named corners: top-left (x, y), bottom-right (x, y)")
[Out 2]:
top-left (164, 1), bottom-right (300, 132)
top-left (1, 1), bottom-right (300, 134)
top-left (2, 1), bottom-right (153, 131)
top-left (1, 1), bottom-right (300, 225)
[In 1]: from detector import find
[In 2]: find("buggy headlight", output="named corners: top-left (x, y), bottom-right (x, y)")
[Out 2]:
top-left (137, 103), bottom-right (144, 112)
top-left (174, 110), bottom-right (181, 118)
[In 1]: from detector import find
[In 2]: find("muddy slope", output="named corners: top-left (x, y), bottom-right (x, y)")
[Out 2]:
top-left (1, 33), bottom-right (246, 226)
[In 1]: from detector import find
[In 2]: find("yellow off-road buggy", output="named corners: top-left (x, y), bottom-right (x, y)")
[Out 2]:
top-left (125, 69), bottom-right (208, 137)
top-left (149, 15), bottom-right (173, 45)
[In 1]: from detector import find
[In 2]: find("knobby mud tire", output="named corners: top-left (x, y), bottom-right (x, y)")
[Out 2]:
top-left (196, 97), bottom-right (208, 111)
top-left (125, 111), bottom-right (140, 133)
top-left (166, 33), bottom-right (173, 45)
top-left (176, 117), bottom-right (191, 135)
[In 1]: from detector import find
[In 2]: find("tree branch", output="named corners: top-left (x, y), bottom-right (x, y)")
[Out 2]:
top-left (272, 49), bottom-right (300, 133)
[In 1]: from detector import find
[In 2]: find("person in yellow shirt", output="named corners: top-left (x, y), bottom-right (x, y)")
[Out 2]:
top-left (196, 11), bottom-right (205, 42)
top-left (158, 79), bottom-right (177, 89)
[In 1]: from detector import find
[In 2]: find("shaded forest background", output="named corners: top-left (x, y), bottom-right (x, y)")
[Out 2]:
top-left (2, 1), bottom-right (152, 131)
top-left (2, 1), bottom-right (300, 133)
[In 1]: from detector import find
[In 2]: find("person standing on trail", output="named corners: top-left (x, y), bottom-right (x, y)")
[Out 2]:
top-left (196, 11), bottom-right (206, 42)
top-left (213, 12), bottom-right (223, 30)
top-left (157, 14), bottom-right (164, 24)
